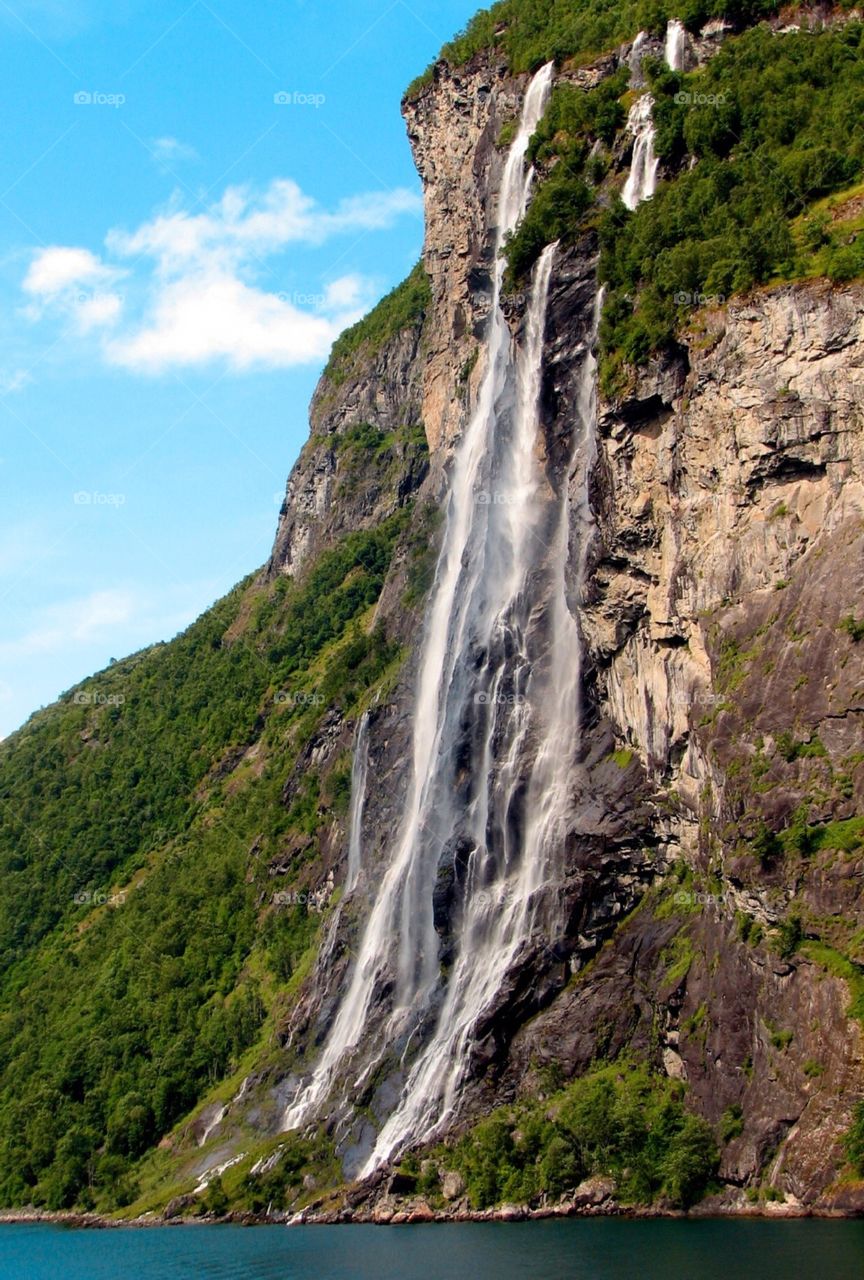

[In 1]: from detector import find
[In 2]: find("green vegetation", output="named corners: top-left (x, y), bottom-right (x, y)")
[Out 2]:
top-left (775, 732), bottom-right (827, 763)
top-left (661, 929), bottom-right (695, 984)
top-left (719, 1104), bottom-right (744, 1143)
top-left (600, 25), bottom-right (864, 390)
top-left (504, 68), bottom-right (629, 280)
top-left (235, 1131), bottom-right (339, 1214)
top-left (840, 614), bottom-right (864, 643)
top-left (323, 262), bottom-right (430, 386)
top-left (750, 814), bottom-right (864, 867)
top-left (0, 503), bottom-right (413, 1210)
top-left (404, 0), bottom-right (796, 99)
top-left (450, 20), bottom-right (864, 393)
top-left (776, 913), bottom-right (803, 960)
top-left (442, 1059), bottom-right (717, 1209)
top-left (767, 1022), bottom-right (794, 1052)
top-left (800, 942), bottom-right (864, 1026)
top-left (845, 1101), bottom-right (864, 1176)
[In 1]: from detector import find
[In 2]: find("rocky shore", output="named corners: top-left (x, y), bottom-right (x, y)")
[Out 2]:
top-left (3, 1176), bottom-right (862, 1230)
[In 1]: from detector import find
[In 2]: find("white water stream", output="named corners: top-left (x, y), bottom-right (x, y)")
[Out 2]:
top-left (345, 711), bottom-right (369, 894)
top-left (285, 58), bottom-right (604, 1176)
top-left (665, 19), bottom-right (687, 72)
top-left (622, 93), bottom-right (659, 210)
top-left (623, 20), bottom-right (685, 211)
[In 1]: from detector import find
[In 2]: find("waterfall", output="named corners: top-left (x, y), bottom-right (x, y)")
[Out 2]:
top-left (665, 19), bottom-right (687, 72)
top-left (622, 93), bottom-right (659, 210)
top-left (345, 712), bottom-right (370, 893)
top-left (284, 59), bottom-right (603, 1173)
top-left (629, 30), bottom-right (648, 86)
top-left (623, 20), bottom-right (687, 211)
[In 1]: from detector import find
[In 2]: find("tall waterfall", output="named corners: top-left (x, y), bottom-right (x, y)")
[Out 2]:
top-left (345, 711), bottom-right (369, 893)
top-left (622, 93), bottom-right (659, 210)
top-left (665, 19), bottom-right (687, 71)
top-left (284, 58), bottom-right (603, 1174)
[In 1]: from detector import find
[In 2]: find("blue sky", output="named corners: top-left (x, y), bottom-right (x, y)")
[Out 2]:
top-left (0, 0), bottom-right (480, 738)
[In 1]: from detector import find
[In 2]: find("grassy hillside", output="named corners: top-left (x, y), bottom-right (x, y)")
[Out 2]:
top-left (0, 509), bottom-right (413, 1210)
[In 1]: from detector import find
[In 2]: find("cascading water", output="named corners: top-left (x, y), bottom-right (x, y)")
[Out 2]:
top-left (629, 30), bottom-right (648, 86)
top-left (284, 58), bottom-right (601, 1175)
top-left (345, 711), bottom-right (369, 894)
top-left (665, 19), bottom-right (687, 72)
top-left (623, 20), bottom-right (687, 211)
top-left (621, 93), bottom-right (659, 210)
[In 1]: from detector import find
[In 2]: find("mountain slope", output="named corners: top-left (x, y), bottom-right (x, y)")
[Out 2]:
top-left (0, 281), bottom-right (430, 1211)
top-left (0, 0), bottom-right (863, 1222)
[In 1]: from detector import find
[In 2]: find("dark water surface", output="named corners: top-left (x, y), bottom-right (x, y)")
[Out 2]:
top-left (1, 1219), bottom-right (862, 1279)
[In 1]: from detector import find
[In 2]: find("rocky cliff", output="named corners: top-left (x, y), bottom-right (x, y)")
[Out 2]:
top-left (251, 39), bottom-right (864, 1214)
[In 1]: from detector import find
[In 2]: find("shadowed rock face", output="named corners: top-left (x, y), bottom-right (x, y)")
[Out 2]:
top-left (246, 45), bottom-right (864, 1210)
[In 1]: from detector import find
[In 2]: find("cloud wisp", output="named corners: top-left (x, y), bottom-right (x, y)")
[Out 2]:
top-left (22, 178), bottom-right (422, 373)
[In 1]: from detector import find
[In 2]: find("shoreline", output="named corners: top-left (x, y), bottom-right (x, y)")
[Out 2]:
top-left (1, 1194), bottom-right (862, 1230)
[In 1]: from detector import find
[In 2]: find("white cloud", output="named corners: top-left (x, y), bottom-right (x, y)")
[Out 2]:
top-left (22, 246), bottom-right (126, 333)
top-left (106, 270), bottom-right (364, 373)
top-left (77, 292), bottom-right (124, 332)
top-left (106, 180), bottom-right (420, 275)
top-left (150, 136), bottom-right (200, 167)
top-left (23, 177), bottom-right (421, 374)
top-left (23, 246), bottom-right (116, 297)
top-left (322, 274), bottom-right (367, 310)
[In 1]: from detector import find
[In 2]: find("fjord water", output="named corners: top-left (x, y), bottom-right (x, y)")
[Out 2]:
top-left (3, 1221), bottom-right (864, 1280)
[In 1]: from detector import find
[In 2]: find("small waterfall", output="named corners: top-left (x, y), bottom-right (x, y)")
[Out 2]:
top-left (622, 94), bottom-right (659, 210)
top-left (629, 30), bottom-right (648, 86)
top-left (345, 712), bottom-right (370, 893)
top-left (283, 61), bottom-right (561, 1150)
top-left (623, 20), bottom-right (687, 211)
top-left (665, 19), bottom-right (687, 71)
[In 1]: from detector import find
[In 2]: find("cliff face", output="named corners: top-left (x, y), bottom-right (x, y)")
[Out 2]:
top-left (225, 47), bottom-right (864, 1212)
top-left (268, 321), bottom-right (428, 580)
top-left (517, 279), bottom-right (864, 1208)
